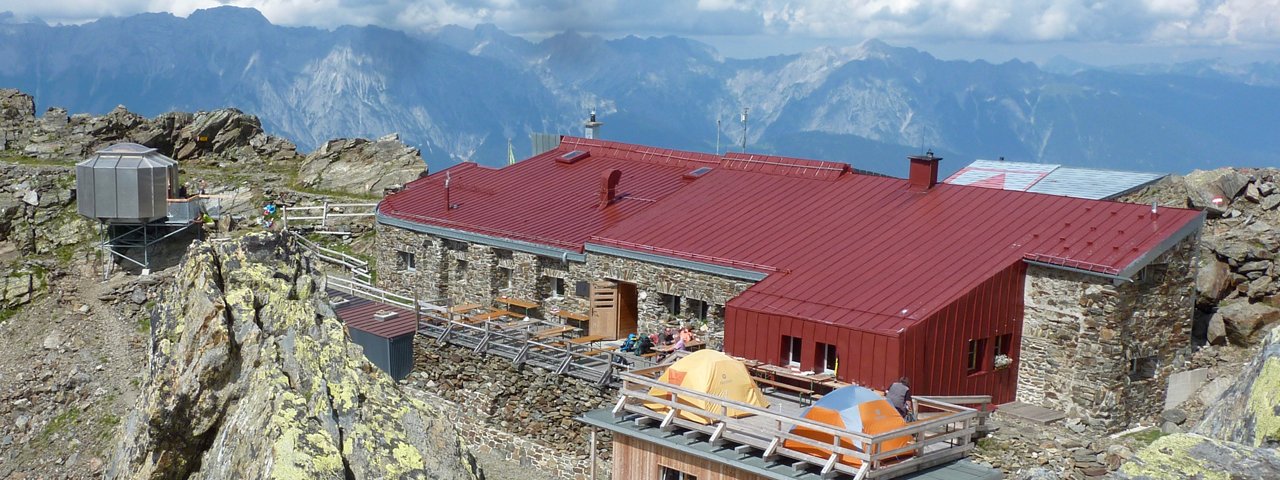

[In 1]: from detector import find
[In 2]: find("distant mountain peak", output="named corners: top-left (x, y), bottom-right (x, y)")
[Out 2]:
top-left (187, 6), bottom-right (271, 27)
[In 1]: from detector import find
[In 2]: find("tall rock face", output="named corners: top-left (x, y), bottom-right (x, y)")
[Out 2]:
top-left (298, 134), bottom-right (427, 196)
top-left (108, 233), bottom-right (480, 479)
top-left (1193, 324), bottom-right (1280, 447)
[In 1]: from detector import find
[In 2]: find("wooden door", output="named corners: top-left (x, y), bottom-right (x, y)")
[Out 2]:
top-left (616, 282), bottom-right (638, 339)
top-left (589, 281), bottom-right (618, 339)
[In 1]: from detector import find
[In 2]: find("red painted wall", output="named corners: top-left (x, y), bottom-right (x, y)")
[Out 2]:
top-left (723, 308), bottom-right (902, 389)
top-left (899, 262), bottom-right (1025, 404)
top-left (724, 261), bottom-right (1025, 403)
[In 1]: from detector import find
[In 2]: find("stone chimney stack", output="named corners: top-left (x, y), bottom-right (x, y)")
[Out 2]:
top-left (908, 150), bottom-right (942, 191)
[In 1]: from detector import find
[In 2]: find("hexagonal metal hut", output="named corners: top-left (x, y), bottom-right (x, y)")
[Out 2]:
top-left (75, 142), bottom-right (179, 224)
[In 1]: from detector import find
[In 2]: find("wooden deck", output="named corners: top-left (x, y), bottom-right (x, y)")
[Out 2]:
top-left (612, 365), bottom-right (993, 479)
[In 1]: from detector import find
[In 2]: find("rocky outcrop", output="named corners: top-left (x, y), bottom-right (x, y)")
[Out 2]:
top-left (1125, 167), bottom-right (1280, 346)
top-left (1118, 433), bottom-right (1280, 479)
top-left (298, 133), bottom-right (427, 196)
top-left (0, 91), bottom-right (301, 164)
top-left (1193, 325), bottom-right (1280, 447)
top-left (108, 233), bottom-right (480, 479)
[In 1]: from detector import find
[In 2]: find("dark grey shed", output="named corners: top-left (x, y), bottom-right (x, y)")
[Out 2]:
top-left (334, 295), bottom-right (417, 381)
top-left (76, 143), bottom-right (179, 223)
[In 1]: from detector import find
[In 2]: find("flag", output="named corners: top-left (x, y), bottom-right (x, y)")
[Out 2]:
top-left (507, 139), bottom-right (516, 165)
top-left (444, 171), bottom-right (451, 188)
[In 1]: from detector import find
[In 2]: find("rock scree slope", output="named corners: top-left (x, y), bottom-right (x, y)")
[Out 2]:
top-left (107, 233), bottom-right (481, 479)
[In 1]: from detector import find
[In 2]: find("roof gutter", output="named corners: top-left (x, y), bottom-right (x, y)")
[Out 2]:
top-left (584, 243), bottom-right (768, 281)
top-left (1023, 259), bottom-right (1135, 284)
top-left (376, 211), bottom-right (587, 262)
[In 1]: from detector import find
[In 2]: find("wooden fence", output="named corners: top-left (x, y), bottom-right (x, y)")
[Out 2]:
top-left (282, 202), bottom-right (377, 233)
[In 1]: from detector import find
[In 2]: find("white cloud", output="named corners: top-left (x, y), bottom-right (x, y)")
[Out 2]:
top-left (2, 0), bottom-right (1278, 46)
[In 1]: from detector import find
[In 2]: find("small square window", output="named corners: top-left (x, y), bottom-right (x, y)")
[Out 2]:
top-left (817, 342), bottom-right (838, 374)
top-left (782, 335), bottom-right (802, 367)
top-left (497, 267), bottom-right (513, 290)
top-left (967, 338), bottom-right (988, 374)
top-left (574, 280), bottom-right (589, 297)
top-left (661, 294), bottom-right (682, 316)
top-left (455, 260), bottom-right (468, 273)
top-left (397, 251), bottom-right (416, 271)
top-left (1129, 356), bottom-right (1158, 381)
top-left (547, 277), bottom-right (565, 297)
top-left (993, 333), bottom-right (1013, 357)
top-left (688, 299), bottom-right (709, 320)
top-left (660, 465), bottom-right (698, 480)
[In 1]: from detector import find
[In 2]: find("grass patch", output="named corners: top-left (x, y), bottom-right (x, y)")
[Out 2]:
top-left (1123, 427), bottom-right (1166, 446)
top-left (289, 183), bottom-right (382, 201)
top-left (0, 307), bottom-right (20, 324)
top-left (0, 154), bottom-right (75, 168)
top-left (41, 407), bottom-right (82, 440)
top-left (137, 314), bottom-right (151, 333)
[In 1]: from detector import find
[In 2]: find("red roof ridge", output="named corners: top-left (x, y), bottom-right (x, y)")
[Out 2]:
top-left (561, 136), bottom-right (720, 169)
top-left (721, 152), bottom-right (853, 180)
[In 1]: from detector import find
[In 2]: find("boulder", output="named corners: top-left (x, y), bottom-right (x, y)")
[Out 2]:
top-left (108, 233), bottom-right (481, 479)
top-left (0, 89), bottom-right (35, 122)
top-left (298, 133), bottom-right (427, 196)
top-left (1117, 434), bottom-right (1280, 479)
top-left (1195, 256), bottom-right (1234, 306)
top-left (1183, 169), bottom-right (1251, 213)
top-left (1193, 324), bottom-right (1280, 447)
top-left (1217, 299), bottom-right (1280, 345)
top-left (1206, 313), bottom-right (1227, 345)
top-left (1264, 194), bottom-right (1280, 211)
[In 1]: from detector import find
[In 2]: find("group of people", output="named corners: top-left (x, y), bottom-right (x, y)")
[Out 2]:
top-left (619, 326), bottom-right (698, 359)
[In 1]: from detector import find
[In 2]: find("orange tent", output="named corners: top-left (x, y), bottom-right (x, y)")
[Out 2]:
top-left (645, 350), bottom-right (769, 424)
top-left (784, 385), bottom-right (913, 467)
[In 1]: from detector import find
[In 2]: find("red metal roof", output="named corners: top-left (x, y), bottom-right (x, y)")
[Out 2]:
top-left (380, 137), bottom-right (1203, 337)
top-left (336, 296), bottom-right (418, 338)
top-left (379, 137), bottom-right (719, 251)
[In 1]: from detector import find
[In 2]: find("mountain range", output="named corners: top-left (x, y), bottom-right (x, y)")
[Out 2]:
top-left (2, 6), bottom-right (1278, 177)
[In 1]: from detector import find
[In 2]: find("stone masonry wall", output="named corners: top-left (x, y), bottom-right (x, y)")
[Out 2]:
top-left (374, 224), bottom-right (754, 347)
top-left (1018, 233), bottom-right (1199, 433)
top-left (408, 342), bottom-right (612, 480)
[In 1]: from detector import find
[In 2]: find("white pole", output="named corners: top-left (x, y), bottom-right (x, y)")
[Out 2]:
top-left (589, 429), bottom-right (597, 480)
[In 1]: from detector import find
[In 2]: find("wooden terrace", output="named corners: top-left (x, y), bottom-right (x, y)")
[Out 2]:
top-left (611, 364), bottom-right (993, 479)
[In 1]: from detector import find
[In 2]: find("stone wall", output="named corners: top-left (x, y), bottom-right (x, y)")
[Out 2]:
top-left (408, 342), bottom-right (612, 480)
top-left (373, 224), bottom-right (754, 347)
top-left (1018, 233), bottom-right (1199, 433)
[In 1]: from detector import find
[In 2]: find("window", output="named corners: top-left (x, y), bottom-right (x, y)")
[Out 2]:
top-left (455, 259), bottom-right (468, 274)
top-left (660, 465), bottom-right (698, 480)
top-left (494, 248), bottom-right (513, 260)
top-left (817, 343), bottom-right (838, 374)
top-left (546, 277), bottom-right (565, 297)
top-left (1129, 356), bottom-right (1158, 381)
top-left (397, 251), bottom-right (416, 272)
top-left (1135, 263), bottom-right (1167, 286)
top-left (966, 338), bottom-right (988, 374)
top-left (688, 299), bottom-right (709, 320)
top-left (661, 294), bottom-right (682, 317)
top-left (993, 333), bottom-right (1013, 357)
top-left (497, 267), bottom-right (513, 290)
top-left (782, 335), bottom-right (802, 367)
top-left (574, 280), bottom-right (590, 297)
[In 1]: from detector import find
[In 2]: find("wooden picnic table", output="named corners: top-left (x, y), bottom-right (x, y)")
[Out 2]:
top-left (466, 309), bottom-right (513, 323)
top-left (492, 320), bottom-right (533, 331)
top-left (557, 310), bottom-right (589, 325)
top-left (566, 334), bottom-right (607, 345)
top-left (496, 296), bottom-right (539, 309)
top-left (531, 325), bottom-right (578, 340)
top-left (654, 339), bottom-right (705, 353)
top-left (449, 302), bottom-right (483, 314)
top-left (750, 364), bottom-right (839, 395)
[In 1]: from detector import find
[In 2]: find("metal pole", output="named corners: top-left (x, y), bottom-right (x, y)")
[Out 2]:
top-left (589, 429), bottom-right (597, 480)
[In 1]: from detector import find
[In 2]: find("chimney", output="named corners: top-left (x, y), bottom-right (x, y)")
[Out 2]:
top-left (907, 150), bottom-right (942, 191)
top-left (584, 111), bottom-right (603, 139)
top-left (599, 169), bottom-right (621, 208)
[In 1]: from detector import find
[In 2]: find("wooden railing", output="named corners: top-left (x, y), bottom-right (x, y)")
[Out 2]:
top-left (283, 202), bottom-right (377, 232)
top-left (615, 365), bottom-right (989, 479)
top-left (288, 230), bottom-right (373, 284)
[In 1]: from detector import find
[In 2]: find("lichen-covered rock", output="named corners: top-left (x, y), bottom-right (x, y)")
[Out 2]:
top-left (1193, 324), bottom-right (1280, 447)
top-left (298, 133), bottom-right (426, 196)
top-left (108, 233), bottom-right (480, 479)
top-left (1117, 433), bottom-right (1280, 479)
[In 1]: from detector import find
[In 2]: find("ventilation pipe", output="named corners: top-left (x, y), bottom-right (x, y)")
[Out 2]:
top-left (599, 168), bottom-right (621, 208)
top-left (584, 111), bottom-right (603, 139)
top-left (908, 150), bottom-right (943, 191)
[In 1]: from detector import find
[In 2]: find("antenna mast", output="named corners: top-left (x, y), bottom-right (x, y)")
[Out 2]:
top-left (740, 107), bottom-right (749, 153)
top-left (716, 117), bottom-right (722, 155)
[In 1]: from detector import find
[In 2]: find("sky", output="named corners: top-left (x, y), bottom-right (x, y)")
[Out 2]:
top-left (2, 0), bottom-right (1279, 65)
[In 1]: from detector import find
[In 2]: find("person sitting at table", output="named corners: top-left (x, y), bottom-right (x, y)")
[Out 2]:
top-left (678, 326), bottom-right (696, 344)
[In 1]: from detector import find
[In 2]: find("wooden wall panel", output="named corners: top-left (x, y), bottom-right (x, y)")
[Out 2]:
top-left (614, 434), bottom-right (772, 480)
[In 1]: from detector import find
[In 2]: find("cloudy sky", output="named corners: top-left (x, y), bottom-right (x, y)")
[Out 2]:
top-left (3, 0), bottom-right (1279, 64)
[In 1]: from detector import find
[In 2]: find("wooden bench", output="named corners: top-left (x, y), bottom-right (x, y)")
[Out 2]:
top-left (531, 325), bottom-right (577, 340)
top-left (493, 320), bottom-right (531, 331)
top-left (449, 302), bottom-right (483, 314)
top-left (582, 345), bottom-right (619, 357)
top-left (496, 296), bottom-right (539, 313)
top-left (753, 377), bottom-right (816, 404)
